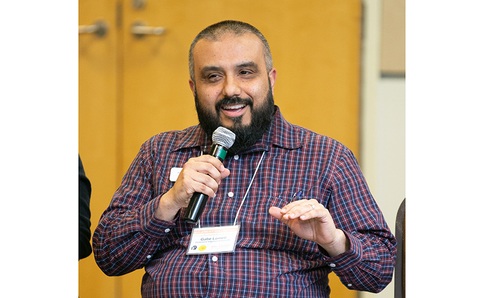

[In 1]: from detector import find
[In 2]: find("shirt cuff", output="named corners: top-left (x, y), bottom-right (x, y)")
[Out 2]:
top-left (319, 231), bottom-right (363, 272)
top-left (139, 195), bottom-right (178, 238)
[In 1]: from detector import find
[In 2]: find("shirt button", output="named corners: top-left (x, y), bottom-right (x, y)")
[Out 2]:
top-left (234, 155), bottom-right (239, 160)
top-left (347, 283), bottom-right (352, 287)
top-left (164, 228), bottom-right (171, 233)
top-left (211, 256), bottom-right (218, 262)
top-left (329, 263), bottom-right (336, 268)
top-left (146, 255), bottom-right (152, 259)
top-left (228, 191), bottom-right (234, 198)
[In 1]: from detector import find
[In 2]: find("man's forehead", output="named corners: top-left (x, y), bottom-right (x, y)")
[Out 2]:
top-left (194, 32), bottom-right (262, 52)
top-left (192, 33), bottom-right (265, 67)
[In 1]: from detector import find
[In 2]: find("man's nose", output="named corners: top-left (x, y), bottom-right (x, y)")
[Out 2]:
top-left (222, 76), bottom-right (241, 98)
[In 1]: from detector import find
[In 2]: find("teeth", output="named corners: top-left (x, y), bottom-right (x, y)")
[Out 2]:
top-left (223, 104), bottom-right (245, 110)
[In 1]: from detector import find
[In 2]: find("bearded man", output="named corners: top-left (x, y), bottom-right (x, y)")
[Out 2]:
top-left (93, 20), bottom-right (396, 298)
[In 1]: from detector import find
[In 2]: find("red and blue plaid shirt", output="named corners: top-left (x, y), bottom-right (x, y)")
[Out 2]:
top-left (93, 106), bottom-right (396, 297)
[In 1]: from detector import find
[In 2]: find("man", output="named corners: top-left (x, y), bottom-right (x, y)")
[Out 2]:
top-left (93, 20), bottom-right (396, 297)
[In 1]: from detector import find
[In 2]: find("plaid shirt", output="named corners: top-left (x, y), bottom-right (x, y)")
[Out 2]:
top-left (93, 106), bottom-right (396, 297)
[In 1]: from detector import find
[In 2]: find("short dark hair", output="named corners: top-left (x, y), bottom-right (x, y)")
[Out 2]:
top-left (189, 20), bottom-right (273, 80)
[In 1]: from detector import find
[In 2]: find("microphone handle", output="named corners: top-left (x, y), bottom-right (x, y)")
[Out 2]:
top-left (184, 193), bottom-right (209, 224)
top-left (183, 144), bottom-right (228, 223)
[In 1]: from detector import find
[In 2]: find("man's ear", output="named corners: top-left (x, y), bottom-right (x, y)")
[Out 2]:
top-left (189, 80), bottom-right (195, 96)
top-left (268, 68), bottom-right (277, 94)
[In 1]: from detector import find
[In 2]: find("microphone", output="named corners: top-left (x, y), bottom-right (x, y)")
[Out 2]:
top-left (183, 126), bottom-right (236, 223)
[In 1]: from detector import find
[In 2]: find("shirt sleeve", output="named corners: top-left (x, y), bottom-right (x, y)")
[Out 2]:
top-left (92, 143), bottom-right (177, 276)
top-left (321, 146), bottom-right (397, 293)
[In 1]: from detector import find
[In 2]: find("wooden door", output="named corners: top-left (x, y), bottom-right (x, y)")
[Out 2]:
top-left (79, 1), bottom-right (361, 297)
top-left (79, 0), bottom-right (119, 296)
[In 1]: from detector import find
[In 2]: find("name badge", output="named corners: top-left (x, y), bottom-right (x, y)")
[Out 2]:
top-left (187, 225), bottom-right (240, 255)
top-left (169, 167), bottom-right (183, 182)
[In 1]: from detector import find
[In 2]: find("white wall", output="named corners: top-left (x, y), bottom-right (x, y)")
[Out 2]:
top-left (359, 1), bottom-right (405, 298)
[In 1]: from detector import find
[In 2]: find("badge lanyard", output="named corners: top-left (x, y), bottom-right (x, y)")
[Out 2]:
top-left (232, 151), bottom-right (266, 225)
top-left (194, 151), bottom-right (266, 228)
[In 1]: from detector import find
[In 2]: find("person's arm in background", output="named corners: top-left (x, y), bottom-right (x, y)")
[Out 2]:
top-left (79, 155), bottom-right (92, 260)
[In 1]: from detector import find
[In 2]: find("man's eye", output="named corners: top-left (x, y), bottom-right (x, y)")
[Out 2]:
top-left (206, 74), bottom-right (222, 81)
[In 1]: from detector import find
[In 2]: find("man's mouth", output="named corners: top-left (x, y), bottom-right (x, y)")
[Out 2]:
top-left (221, 103), bottom-right (247, 111)
top-left (220, 103), bottom-right (248, 118)
top-left (217, 96), bottom-right (253, 119)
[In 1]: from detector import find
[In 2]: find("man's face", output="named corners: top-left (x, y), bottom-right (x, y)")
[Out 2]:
top-left (189, 32), bottom-right (277, 151)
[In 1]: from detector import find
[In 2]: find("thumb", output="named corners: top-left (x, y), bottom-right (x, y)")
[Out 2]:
top-left (268, 206), bottom-right (283, 220)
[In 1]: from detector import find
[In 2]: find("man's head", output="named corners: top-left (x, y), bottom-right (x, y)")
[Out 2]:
top-left (188, 20), bottom-right (277, 153)
top-left (189, 20), bottom-right (273, 81)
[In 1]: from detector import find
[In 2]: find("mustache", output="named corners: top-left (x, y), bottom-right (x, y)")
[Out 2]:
top-left (215, 96), bottom-right (253, 110)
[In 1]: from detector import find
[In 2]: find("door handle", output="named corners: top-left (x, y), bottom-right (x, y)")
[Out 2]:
top-left (79, 20), bottom-right (108, 37)
top-left (131, 21), bottom-right (165, 38)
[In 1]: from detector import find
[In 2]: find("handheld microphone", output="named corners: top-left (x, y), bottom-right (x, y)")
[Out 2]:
top-left (183, 126), bottom-right (236, 223)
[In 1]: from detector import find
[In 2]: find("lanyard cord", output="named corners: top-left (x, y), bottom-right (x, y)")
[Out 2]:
top-left (233, 151), bottom-right (266, 225)
top-left (196, 151), bottom-right (266, 228)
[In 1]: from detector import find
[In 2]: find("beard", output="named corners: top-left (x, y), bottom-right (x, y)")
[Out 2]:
top-left (195, 86), bottom-right (275, 154)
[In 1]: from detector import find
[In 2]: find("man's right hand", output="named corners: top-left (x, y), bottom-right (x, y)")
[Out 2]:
top-left (154, 155), bottom-right (230, 221)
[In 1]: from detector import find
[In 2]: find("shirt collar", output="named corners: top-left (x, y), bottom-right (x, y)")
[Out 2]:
top-left (268, 106), bottom-right (302, 150)
top-left (171, 126), bottom-right (209, 152)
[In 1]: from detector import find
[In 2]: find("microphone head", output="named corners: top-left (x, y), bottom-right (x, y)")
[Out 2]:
top-left (212, 126), bottom-right (236, 149)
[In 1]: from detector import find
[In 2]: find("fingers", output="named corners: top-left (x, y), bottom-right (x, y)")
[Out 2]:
top-left (186, 155), bottom-right (228, 184)
top-left (176, 155), bottom-right (229, 199)
top-left (280, 199), bottom-right (324, 220)
top-left (268, 206), bottom-right (283, 220)
top-left (158, 156), bottom-right (230, 219)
